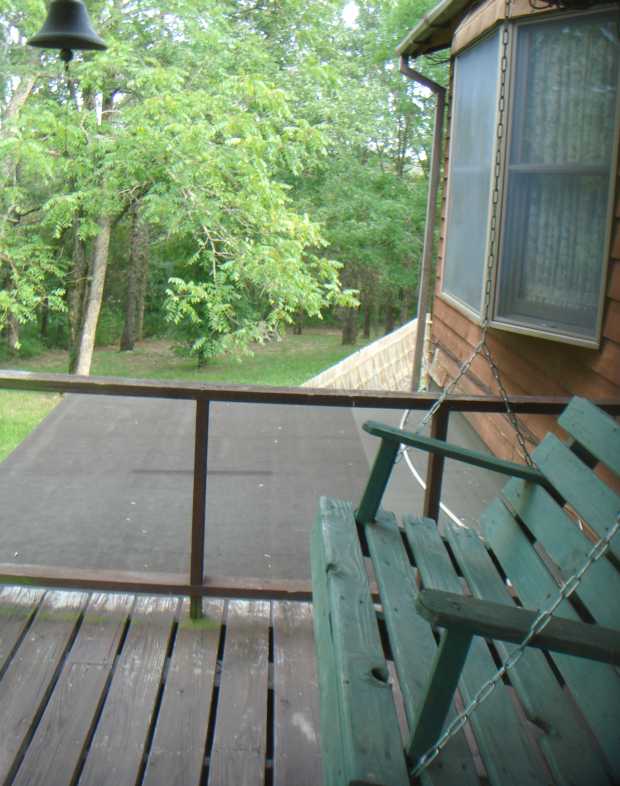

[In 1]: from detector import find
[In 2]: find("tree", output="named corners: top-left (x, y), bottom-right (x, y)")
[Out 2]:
top-left (1, 0), bottom-right (441, 368)
top-left (2, 0), bottom-right (353, 371)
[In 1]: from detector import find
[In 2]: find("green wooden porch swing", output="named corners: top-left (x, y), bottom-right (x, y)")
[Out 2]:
top-left (311, 396), bottom-right (620, 785)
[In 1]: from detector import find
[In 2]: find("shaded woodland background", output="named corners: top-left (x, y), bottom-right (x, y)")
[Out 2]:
top-left (1, 0), bottom-right (445, 372)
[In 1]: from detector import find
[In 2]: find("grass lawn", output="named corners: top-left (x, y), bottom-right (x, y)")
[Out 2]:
top-left (0, 328), bottom-right (373, 462)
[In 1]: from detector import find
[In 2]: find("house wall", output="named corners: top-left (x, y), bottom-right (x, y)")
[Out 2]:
top-left (429, 25), bottom-right (620, 466)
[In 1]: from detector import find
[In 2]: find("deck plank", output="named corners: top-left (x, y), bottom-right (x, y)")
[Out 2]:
top-left (272, 601), bottom-right (323, 786)
top-left (208, 599), bottom-right (270, 786)
top-left (142, 599), bottom-right (224, 786)
top-left (0, 590), bottom-right (87, 784)
top-left (12, 593), bottom-right (133, 786)
top-left (0, 587), bottom-right (44, 673)
top-left (77, 595), bottom-right (178, 786)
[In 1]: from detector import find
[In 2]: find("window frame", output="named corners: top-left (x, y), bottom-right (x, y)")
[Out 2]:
top-left (440, 27), bottom-right (503, 319)
top-left (439, 6), bottom-right (620, 348)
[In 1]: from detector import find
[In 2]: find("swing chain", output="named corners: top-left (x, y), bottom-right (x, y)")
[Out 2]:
top-left (411, 512), bottom-right (620, 778)
top-left (480, 340), bottom-right (534, 465)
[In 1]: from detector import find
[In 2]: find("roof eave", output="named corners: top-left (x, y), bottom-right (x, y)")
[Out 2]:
top-left (396, 0), bottom-right (477, 57)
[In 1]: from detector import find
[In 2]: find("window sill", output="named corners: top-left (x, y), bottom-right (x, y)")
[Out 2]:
top-left (437, 292), bottom-right (601, 349)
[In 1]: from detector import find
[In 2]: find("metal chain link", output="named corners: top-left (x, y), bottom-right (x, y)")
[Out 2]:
top-left (480, 341), bottom-right (534, 466)
top-left (410, 513), bottom-right (620, 778)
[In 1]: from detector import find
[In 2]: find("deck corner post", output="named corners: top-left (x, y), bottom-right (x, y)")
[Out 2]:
top-left (190, 398), bottom-right (210, 619)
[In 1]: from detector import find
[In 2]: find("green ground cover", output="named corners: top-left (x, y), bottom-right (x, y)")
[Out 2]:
top-left (0, 329), bottom-right (373, 462)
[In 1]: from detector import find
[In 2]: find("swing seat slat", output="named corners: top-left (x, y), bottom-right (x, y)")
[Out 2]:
top-left (311, 396), bottom-right (620, 785)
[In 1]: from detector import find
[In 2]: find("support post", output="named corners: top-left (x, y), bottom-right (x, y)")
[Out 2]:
top-left (407, 628), bottom-right (473, 766)
top-left (400, 57), bottom-right (446, 392)
top-left (423, 405), bottom-right (449, 520)
top-left (190, 399), bottom-right (209, 619)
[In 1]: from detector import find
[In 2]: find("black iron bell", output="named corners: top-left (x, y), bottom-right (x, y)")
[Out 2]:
top-left (28, 0), bottom-right (107, 62)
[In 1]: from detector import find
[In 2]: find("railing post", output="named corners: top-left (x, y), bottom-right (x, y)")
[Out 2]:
top-left (190, 399), bottom-right (209, 619)
top-left (423, 405), bottom-right (449, 521)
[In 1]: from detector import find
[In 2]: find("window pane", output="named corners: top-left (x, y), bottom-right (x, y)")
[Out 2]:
top-left (442, 31), bottom-right (500, 314)
top-left (496, 13), bottom-right (619, 339)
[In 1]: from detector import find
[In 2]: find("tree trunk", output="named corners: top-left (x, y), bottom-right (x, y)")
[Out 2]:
top-left (399, 287), bottom-right (413, 324)
top-left (3, 76), bottom-right (36, 124)
top-left (74, 216), bottom-right (112, 376)
top-left (341, 306), bottom-right (358, 345)
top-left (384, 302), bottom-right (397, 335)
top-left (135, 214), bottom-right (150, 342)
top-left (293, 312), bottom-right (303, 335)
top-left (120, 202), bottom-right (143, 351)
top-left (40, 298), bottom-right (49, 340)
top-left (6, 312), bottom-right (19, 353)
top-left (363, 297), bottom-right (373, 339)
top-left (68, 220), bottom-right (89, 372)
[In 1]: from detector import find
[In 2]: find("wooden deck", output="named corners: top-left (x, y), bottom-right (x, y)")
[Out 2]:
top-left (0, 586), bottom-right (323, 786)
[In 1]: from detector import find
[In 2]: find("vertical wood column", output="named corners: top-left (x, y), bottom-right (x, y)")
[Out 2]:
top-left (423, 405), bottom-right (449, 521)
top-left (190, 399), bottom-right (210, 619)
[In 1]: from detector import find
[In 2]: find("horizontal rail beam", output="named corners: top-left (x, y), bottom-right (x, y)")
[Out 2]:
top-left (2, 371), bottom-right (620, 415)
top-left (0, 563), bottom-right (313, 601)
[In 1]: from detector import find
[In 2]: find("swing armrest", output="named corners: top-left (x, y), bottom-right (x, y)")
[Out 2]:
top-left (363, 420), bottom-right (545, 485)
top-left (417, 589), bottom-right (620, 666)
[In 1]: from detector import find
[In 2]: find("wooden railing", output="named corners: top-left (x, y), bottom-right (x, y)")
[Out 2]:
top-left (2, 370), bottom-right (620, 617)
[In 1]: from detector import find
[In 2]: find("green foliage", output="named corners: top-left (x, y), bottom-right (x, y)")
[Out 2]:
top-left (0, 325), bottom-right (44, 360)
top-left (95, 306), bottom-right (124, 347)
top-left (1, 0), bottom-right (443, 363)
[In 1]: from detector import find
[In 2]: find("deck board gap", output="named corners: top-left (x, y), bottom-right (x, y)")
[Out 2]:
top-left (135, 617), bottom-right (180, 786)
top-left (6, 596), bottom-right (87, 786)
top-left (0, 591), bottom-right (45, 685)
top-left (268, 619), bottom-right (274, 665)
top-left (264, 759), bottom-right (274, 786)
top-left (69, 601), bottom-right (134, 786)
top-left (202, 609), bottom-right (228, 784)
top-left (266, 609), bottom-right (274, 786)
top-left (266, 683), bottom-right (275, 763)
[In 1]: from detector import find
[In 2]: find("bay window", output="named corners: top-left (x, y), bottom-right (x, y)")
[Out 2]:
top-left (441, 9), bottom-right (620, 345)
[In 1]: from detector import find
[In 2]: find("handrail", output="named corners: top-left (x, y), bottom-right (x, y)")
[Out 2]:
top-left (2, 369), bottom-right (620, 617)
top-left (2, 370), bottom-right (620, 414)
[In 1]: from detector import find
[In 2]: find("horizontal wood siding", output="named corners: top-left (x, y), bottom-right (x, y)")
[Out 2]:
top-left (430, 65), bottom-right (620, 465)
